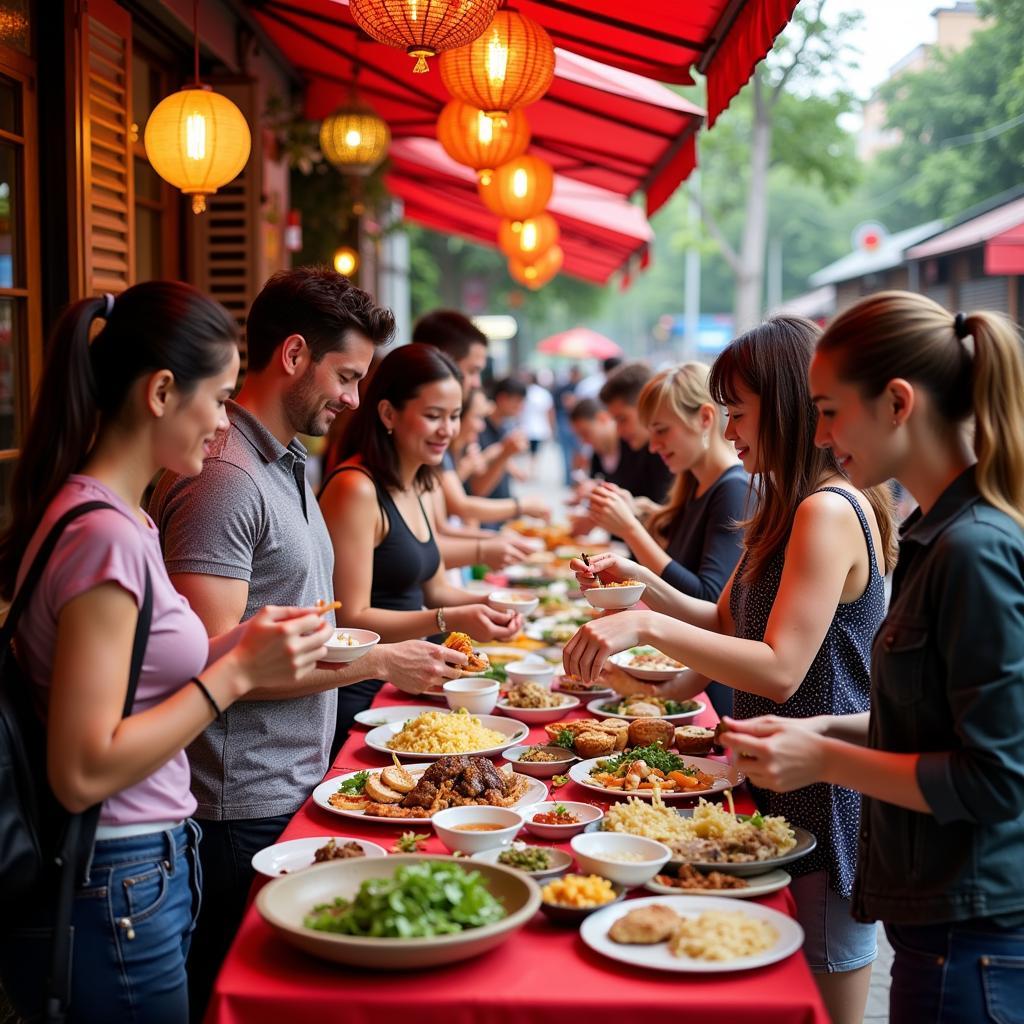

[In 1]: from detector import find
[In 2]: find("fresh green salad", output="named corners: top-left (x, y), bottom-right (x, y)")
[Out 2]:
top-left (597, 744), bottom-right (689, 776)
top-left (479, 664), bottom-right (507, 684)
top-left (303, 861), bottom-right (507, 938)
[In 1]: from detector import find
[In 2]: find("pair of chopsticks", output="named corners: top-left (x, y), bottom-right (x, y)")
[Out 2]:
top-left (315, 599), bottom-right (342, 616)
top-left (580, 551), bottom-right (603, 587)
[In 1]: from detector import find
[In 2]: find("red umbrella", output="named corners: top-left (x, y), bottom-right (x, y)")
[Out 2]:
top-left (537, 328), bottom-right (623, 360)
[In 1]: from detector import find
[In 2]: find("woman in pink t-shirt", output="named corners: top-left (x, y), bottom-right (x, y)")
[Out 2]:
top-left (0, 282), bottom-right (333, 1023)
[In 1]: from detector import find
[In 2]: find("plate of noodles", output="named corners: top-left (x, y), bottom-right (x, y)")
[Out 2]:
top-left (593, 795), bottom-right (816, 877)
top-left (580, 894), bottom-right (804, 973)
top-left (364, 708), bottom-right (528, 761)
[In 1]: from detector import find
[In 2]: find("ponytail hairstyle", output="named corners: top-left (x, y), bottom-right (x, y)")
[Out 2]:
top-left (710, 316), bottom-right (898, 582)
top-left (335, 342), bottom-right (463, 494)
top-left (637, 362), bottom-right (720, 541)
top-left (0, 281), bottom-right (238, 599)
top-left (818, 290), bottom-right (1024, 531)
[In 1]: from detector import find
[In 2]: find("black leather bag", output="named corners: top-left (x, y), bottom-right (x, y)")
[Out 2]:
top-left (0, 501), bottom-right (152, 1022)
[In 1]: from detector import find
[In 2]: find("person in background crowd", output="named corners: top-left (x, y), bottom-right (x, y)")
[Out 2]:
top-left (720, 293), bottom-right (1024, 1024)
top-left (319, 344), bottom-right (522, 747)
top-left (568, 399), bottom-right (621, 486)
top-left (585, 364), bottom-right (748, 717)
top-left (575, 354), bottom-right (623, 403)
top-left (148, 269), bottom-right (466, 1017)
top-left (414, 310), bottom-right (548, 568)
top-left (565, 317), bottom-right (898, 1024)
top-left (0, 282), bottom-right (332, 1022)
top-left (553, 365), bottom-right (583, 484)
top-left (521, 369), bottom-right (555, 469)
top-left (470, 377), bottom-right (530, 501)
top-left (596, 361), bottom-right (674, 505)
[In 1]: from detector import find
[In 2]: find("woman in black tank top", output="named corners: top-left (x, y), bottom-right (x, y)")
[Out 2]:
top-left (319, 345), bottom-right (522, 749)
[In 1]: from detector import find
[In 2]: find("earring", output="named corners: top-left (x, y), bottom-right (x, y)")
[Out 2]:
top-left (387, 428), bottom-right (393, 436)
top-left (702, 432), bottom-right (709, 450)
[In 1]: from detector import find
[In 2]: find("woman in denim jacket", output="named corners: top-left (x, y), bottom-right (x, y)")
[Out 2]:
top-left (722, 291), bottom-right (1024, 1024)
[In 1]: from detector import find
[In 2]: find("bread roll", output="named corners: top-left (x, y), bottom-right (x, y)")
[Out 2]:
top-left (674, 725), bottom-right (715, 755)
top-left (628, 718), bottom-right (675, 749)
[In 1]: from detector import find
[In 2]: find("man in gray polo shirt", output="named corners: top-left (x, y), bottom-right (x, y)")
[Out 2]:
top-left (149, 268), bottom-right (466, 1016)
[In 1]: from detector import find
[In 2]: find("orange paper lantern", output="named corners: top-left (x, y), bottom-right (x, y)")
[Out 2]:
top-left (350, 0), bottom-right (499, 74)
top-left (440, 10), bottom-right (555, 117)
top-left (478, 154), bottom-right (553, 224)
top-left (508, 244), bottom-right (563, 289)
top-left (498, 212), bottom-right (559, 264)
top-left (436, 100), bottom-right (530, 184)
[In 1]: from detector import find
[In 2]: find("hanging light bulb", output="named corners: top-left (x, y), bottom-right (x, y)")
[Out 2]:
top-left (144, 1), bottom-right (251, 214)
top-left (320, 102), bottom-right (391, 175)
top-left (333, 246), bottom-right (359, 277)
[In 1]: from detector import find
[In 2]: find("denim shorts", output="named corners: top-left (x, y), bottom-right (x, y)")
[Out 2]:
top-left (789, 869), bottom-right (878, 974)
top-left (0, 820), bottom-right (202, 1024)
top-left (887, 920), bottom-right (1024, 1024)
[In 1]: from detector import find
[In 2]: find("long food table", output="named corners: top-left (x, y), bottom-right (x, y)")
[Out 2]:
top-left (208, 681), bottom-right (829, 1024)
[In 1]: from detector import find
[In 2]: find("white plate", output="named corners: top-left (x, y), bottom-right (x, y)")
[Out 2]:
top-left (569, 754), bottom-right (743, 801)
top-left (608, 648), bottom-right (686, 681)
top-left (353, 705), bottom-right (440, 728)
top-left (644, 868), bottom-right (791, 899)
top-left (525, 619), bottom-right (580, 645)
top-left (313, 765), bottom-right (549, 824)
top-left (579, 894), bottom-right (804, 973)
top-left (364, 713), bottom-right (529, 761)
top-left (495, 694), bottom-right (581, 725)
top-left (587, 696), bottom-right (705, 723)
top-left (552, 675), bottom-right (615, 700)
top-left (251, 836), bottom-right (388, 878)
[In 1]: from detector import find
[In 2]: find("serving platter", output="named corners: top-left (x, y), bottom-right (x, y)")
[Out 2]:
top-left (643, 868), bottom-right (791, 899)
top-left (364, 713), bottom-right (529, 761)
top-left (353, 705), bottom-right (439, 728)
top-left (587, 697), bottom-right (705, 723)
top-left (312, 765), bottom-right (548, 825)
top-left (579, 894), bottom-right (804, 974)
top-left (570, 754), bottom-right (743, 801)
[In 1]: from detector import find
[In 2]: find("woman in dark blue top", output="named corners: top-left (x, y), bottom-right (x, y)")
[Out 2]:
top-left (564, 318), bottom-right (898, 1024)
top-left (722, 292), bottom-right (1024, 1024)
top-left (319, 344), bottom-right (521, 749)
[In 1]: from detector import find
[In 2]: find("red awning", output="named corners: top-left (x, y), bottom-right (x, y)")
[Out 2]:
top-left (906, 196), bottom-right (1024, 275)
top-left (386, 138), bottom-right (653, 286)
top-left (251, 0), bottom-right (703, 215)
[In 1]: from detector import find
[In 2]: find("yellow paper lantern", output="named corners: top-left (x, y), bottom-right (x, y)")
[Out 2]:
top-left (478, 154), bottom-right (553, 225)
top-left (350, 0), bottom-right (499, 74)
top-left (436, 100), bottom-right (530, 184)
top-left (144, 86), bottom-right (251, 214)
top-left (333, 246), bottom-right (359, 277)
top-left (320, 103), bottom-right (391, 175)
top-left (498, 212), bottom-right (559, 264)
top-left (509, 244), bottom-right (563, 289)
top-left (440, 10), bottom-right (555, 118)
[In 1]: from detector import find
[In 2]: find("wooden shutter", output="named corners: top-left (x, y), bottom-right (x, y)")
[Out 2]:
top-left (69, 0), bottom-right (134, 299)
top-left (190, 78), bottom-right (260, 342)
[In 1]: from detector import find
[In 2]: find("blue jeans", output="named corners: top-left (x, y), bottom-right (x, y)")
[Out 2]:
top-left (887, 921), bottom-right (1024, 1023)
top-left (0, 821), bottom-right (202, 1023)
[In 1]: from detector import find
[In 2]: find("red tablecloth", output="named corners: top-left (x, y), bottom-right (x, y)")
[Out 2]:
top-left (208, 684), bottom-right (828, 1024)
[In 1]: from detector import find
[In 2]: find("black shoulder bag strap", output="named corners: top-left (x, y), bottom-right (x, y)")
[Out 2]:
top-left (2, 501), bottom-right (153, 1024)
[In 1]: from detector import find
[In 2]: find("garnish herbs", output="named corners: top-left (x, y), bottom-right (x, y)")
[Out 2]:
top-left (391, 831), bottom-right (430, 853)
top-left (337, 770), bottom-right (370, 795)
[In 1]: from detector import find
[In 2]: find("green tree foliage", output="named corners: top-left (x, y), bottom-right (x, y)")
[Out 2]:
top-left (867, 2), bottom-right (1023, 228)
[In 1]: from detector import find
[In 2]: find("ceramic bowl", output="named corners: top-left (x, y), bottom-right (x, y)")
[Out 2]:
top-left (570, 832), bottom-right (672, 888)
top-left (321, 627), bottom-right (380, 663)
top-left (432, 805), bottom-right (525, 855)
top-left (488, 590), bottom-right (540, 616)
top-left (501, 744), bottom-right (578, 778)
top-left (256, 855), bottom-right (540, 968)
top-left (583, 583), bottom-right (646, 610)
top-left (495, 693), bottom-right (581, 726)
top-left (538, 877), bottom-right (625, 925)
top-left (504, 659), bottom-right (556, 690)
top-left (521, 800), bottom-right (604, 840)
top-left (442, 677), bottom-right (499, 714)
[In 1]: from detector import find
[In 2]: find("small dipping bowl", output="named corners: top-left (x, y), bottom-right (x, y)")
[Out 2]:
top-left (432, 806), bottom-right (525, 855)
top-left (522, 801), bottom-right (604, 840)
top-left (488, 589), bottom-right (540, 617)
top-left (321, 628), bottom-right (381, 664)
top-left (443, 677), bottom-right (499, 714)
top-left (570, 832), bottom-right (672, 888)
top-left (505, 659), bottom-right (556, 690)
top-left (583, 583), bottom-right (646, 611)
